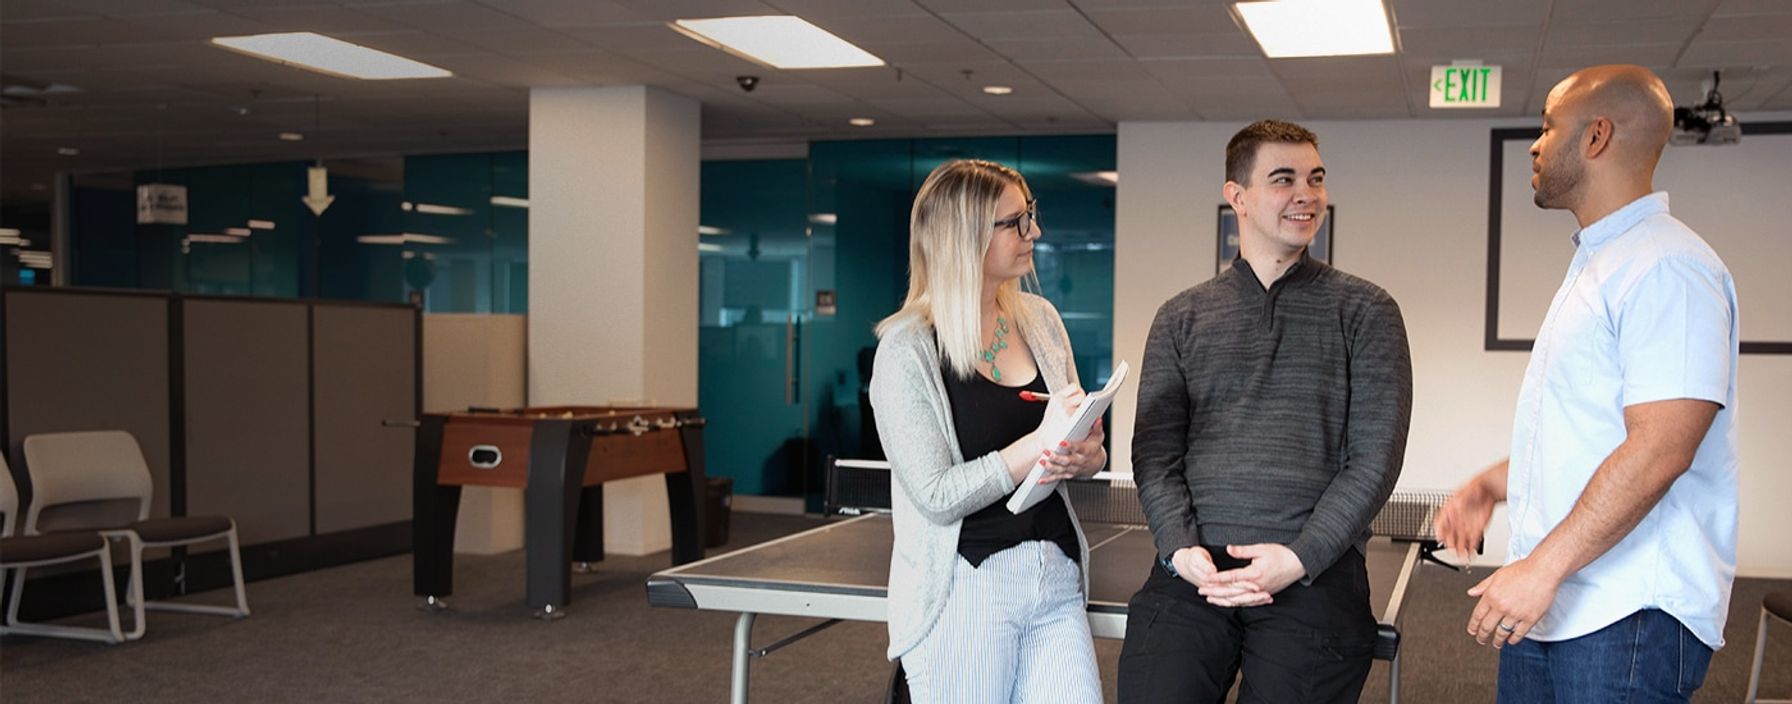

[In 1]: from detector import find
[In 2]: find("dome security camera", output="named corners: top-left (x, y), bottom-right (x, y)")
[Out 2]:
top-left (737, 76), bottom-right (760, 92)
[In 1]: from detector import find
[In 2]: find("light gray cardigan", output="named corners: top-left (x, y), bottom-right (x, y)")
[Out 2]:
top-left (869, 292), bottom-right (1093, 661)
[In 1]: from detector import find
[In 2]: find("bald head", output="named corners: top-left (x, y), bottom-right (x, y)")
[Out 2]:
top-left (1546, 65), bottom-right (1674, 168)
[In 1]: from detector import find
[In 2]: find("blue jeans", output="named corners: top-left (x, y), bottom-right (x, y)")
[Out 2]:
top-left (1497, 608), bottom-right (1713, 704)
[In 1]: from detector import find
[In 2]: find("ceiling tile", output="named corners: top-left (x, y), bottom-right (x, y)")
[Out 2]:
top-left (1544, 18), bottom-right (1702, 48)
top-left (809, 13), bottom-right (965, 44)
top-left (1537, 44), bottom-right (1682, 68)
top-left (1678, 39), bottom-right (1792, 66)
top-left (1113, 32), bottom-right (1259, 59)
top-left (1398, 26), bottom-right (1540, 57)
top-left (984, 38), bottom-right (1128, 61)
top-left (1550, 0), bottom-right (1721, 22)
top-left (1082, 5), bottom-right (1235, 35)
top-left (858, 39), bottom-right (1002, 64)
top-left (350, 1), bottom-right (541, 32)
top-left (435, 28), bottom-right (594, 55)
top-left (1388, 0), bottom-right (1551, 28)
top-left (220, 5), bottom-right (411, 33)
top-left (474, 0), bottom-right (655, 26)
top-left (940, 10), bottom-right (1105, 41)
top-left (1021, 59), bottom-right (1154, 83)
top-left (605, 0), bottom-right (783, 21)
top-left (1713, 0), bottom-right (1792, 15)
top-left (765, 0), bottom-right (929, 19)
top-left (1696, 13), bottom-right (1792, 42)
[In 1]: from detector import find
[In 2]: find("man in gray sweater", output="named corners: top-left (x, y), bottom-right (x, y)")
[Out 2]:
top-left (1118, 119), bottom-right (1413, 704)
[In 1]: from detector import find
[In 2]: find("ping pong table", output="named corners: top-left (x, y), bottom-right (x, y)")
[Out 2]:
top-left (648, 462), bottom-right (1447, 704)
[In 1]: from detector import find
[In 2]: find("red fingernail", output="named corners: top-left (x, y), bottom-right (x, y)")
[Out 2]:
top-left (1059, 441), bottom-right (1068, 447)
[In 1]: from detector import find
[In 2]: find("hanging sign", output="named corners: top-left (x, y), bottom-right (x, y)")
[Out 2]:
top-left (136, 183), bottom-right (188, 225)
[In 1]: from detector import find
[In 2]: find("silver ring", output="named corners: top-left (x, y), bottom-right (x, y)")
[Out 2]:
top-left (1497, 622), bottom-right (1516, 632)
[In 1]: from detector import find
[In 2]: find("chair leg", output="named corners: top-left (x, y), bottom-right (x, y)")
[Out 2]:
top-left (97, 548), bottom-right (124, 643)
top-left (227, 527), bottom-right (250, 617)
top-left (5, 565), bottom-right (25, 626)
top-left (121, 533), bottom-right (147, 641)
top-left (140, 529), bottom-right (251, 618)
top-left (0, 556), bottom-right (125, 644)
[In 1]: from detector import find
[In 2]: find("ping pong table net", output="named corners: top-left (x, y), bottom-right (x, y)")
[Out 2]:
top-left (825, 458), bottom-right (1451, 544)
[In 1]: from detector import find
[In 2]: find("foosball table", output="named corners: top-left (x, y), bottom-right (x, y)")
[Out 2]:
top-left (412, 405), bottom-right (707, 618)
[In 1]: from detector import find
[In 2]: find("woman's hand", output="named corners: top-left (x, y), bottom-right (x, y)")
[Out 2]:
top-left (1038, 400), bottom-right (1105, 482)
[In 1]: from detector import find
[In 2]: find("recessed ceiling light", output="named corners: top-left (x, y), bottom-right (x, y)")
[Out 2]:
top-left (247, 219), bottom-right (276, 230)
top-left (356, 233), bottom-right (454, 246)
top-left (849, 117), bottom-right (875, 127)
top-left (672, 16), bottom-right (884, 69)
top-left (982, 86), bottom-right (1014, 95)
top-left (211, 32), bottom-right (453, 80)
top-left (1234, 0), bottom-right (1394, 58)
top-left (57, 147), bottom-right (79, 156)
top-left (186, 234), bottom-right (246, 244)
top-left (413, 203), bottom-right (473, 216)
top-left (698, 225), bottom-right (730, 236)
top-left (279, 132), bottom-right (304, 141)
top-left (489, 196), bottom-right (529, 208)
top-left (225, 227), bottom-right (252, 236)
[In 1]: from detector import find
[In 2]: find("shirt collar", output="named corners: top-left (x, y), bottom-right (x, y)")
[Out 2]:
top-left (1229, 248), bottom-right (1322, 292)
top-left (1571, 191), bottom-right (1669, 249)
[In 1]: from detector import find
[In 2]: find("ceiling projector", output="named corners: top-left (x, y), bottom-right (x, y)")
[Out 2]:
top-left (1672, 71), bottom-right (1740, 146)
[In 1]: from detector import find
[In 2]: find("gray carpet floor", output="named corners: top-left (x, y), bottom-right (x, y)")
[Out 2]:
top-left (2, 512), bottom-right (1788, 703)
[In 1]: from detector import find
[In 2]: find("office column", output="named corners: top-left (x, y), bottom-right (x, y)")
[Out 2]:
top-left (528, 86), bottom-right (700, 555)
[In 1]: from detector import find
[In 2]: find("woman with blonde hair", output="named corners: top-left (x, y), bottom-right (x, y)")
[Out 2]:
top-left (869, 159), bottom-right (1106, 702)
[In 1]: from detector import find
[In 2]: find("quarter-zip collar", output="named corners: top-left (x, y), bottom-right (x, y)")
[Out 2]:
top-left (1229, 249), bottom-right (1324, 331)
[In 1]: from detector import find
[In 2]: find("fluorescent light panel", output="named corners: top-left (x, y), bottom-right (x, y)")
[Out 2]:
top-left (187, 234), bottom-right (246, 244)
top-left (1234, 0), bottom-right (1394, 58)
top-left (356, 233), bottom-right (455, 246)
top-left (673, 17), bottom-right (883, 69)
top-left (414, 203), bottom-right (473, 216)
top-left (211, 32), bottom-right (452, 80)
top-left (490, 196), bottom-right (529, 208)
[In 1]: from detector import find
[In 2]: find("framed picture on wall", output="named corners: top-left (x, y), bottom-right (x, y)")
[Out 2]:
top-left (1217, 204), bottom-right (1334, 275)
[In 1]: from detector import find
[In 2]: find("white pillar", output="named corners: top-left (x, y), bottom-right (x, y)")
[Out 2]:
top-left (528, 86), bottom-right (700, 555)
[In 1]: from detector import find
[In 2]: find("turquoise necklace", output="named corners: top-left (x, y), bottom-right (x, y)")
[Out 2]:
top-left (981, 314), bottom-right (1010, 381)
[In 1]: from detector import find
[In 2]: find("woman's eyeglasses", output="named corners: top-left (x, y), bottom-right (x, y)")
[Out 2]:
top-left (994, 199), bottom-right (1039, 236)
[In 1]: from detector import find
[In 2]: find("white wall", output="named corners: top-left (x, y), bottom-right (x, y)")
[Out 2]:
top-left (1114, 116), bottom-right (1792, 578)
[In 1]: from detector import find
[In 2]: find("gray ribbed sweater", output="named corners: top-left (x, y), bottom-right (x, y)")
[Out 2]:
top-left (1132, 256), bottom-right (1412, 580)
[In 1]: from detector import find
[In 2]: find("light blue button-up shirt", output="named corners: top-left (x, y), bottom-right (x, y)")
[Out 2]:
top-left (1507, 192), bottom-right (1739, 648)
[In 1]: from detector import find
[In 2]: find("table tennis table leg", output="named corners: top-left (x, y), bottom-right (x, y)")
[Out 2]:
top-left (1389, 650), bottom-right (1400, 704)
top-left (732, 612), bottom-right (757, 704)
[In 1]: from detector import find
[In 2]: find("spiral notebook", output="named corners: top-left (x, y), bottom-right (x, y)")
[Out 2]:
top-left (1005, 360), bottom-right (1130, 514)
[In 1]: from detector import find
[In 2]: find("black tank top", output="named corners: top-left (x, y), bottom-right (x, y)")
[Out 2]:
top-left (942, 362), bottom-right (1079, 567)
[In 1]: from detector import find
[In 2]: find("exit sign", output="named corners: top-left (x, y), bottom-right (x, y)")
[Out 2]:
top-left (1430, 65), bottom-right (1501, 108)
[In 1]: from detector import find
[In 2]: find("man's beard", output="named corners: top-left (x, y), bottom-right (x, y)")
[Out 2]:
top-left (1534, 137), bottom-right (1584, 209)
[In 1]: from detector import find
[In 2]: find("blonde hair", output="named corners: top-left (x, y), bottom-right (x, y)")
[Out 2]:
top-left (876, 159), bottom-right (1040, 380)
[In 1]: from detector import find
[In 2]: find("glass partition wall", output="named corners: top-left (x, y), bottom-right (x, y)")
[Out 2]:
top-left (62, 152), bottom-right (526, 314)
top-left (699, 135), bottom-right (1116, 508)
top-left (39, 135), bottom-right (1116, 509)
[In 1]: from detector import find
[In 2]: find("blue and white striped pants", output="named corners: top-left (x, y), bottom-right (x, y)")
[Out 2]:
top-left (902, 540), bottom-right (1102, 704)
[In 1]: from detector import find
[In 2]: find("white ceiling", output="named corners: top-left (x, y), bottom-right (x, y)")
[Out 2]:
top-left (3, 0), bottom-right (1791, 204)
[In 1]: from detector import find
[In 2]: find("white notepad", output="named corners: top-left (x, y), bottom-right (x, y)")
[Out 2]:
top-left (1006, 360), bottom-right (1130, 514)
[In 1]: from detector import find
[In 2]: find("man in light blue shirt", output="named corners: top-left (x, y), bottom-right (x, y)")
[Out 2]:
top-left (1436, 64), bottom-right (1739, 703)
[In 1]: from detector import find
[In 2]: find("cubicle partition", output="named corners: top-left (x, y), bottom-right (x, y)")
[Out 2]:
top-left (0, 286), bottom-right (420, 617)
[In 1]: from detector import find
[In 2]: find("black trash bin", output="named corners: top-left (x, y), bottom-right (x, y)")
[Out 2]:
top-left (704, 476), bottom-right (732, 548)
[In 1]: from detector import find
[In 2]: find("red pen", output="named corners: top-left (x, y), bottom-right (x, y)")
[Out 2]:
top-left (1018, 390), bottom-right (1050, 402)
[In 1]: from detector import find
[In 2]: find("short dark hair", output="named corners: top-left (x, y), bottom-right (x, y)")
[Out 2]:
top-left (1226, 119), bottom-right (1319, 185)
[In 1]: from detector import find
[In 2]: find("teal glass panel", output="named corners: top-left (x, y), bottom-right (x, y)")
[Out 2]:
top-left (697, 159), bottom-right (810, 497)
